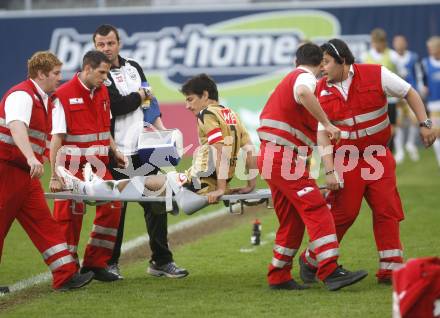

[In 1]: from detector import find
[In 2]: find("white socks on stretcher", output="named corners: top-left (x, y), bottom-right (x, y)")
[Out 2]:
top-left (56, 165), bottom-right (208, 214)
top-left (56, 166), bottom-right (122, 197)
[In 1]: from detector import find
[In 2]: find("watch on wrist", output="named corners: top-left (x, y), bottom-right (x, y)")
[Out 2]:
top-left (419, 119), bottom-right (432, 129)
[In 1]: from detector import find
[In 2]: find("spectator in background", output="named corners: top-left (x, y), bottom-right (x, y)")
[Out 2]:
top-left (391, 35), bottom-right (423, 164)
top-left (362, 28), bottom-right (399, 152)
top-left (93, 24), bottom-right (188, 279)
top-left (422, 36), bottom-right (440, 169)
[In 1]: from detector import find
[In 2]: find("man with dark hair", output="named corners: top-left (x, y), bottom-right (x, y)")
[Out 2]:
top-left (93, 24), bottom-right (188, 279)
top-left (257, 42), bottom-right (368, 291)
top-left (180, 73), bottom-right (257, 201)
top-left (0, 51), bottom-right (94, 291)
top-left (298, 38), bottom-right (436, 285)
top-left (49, 50), bottom-right (126, 282)
top-left (180, 74), bottom-right (219, 101)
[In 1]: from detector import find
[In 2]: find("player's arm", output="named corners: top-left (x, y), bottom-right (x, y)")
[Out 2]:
top-left (231, 141), bottom-right (256, 194)
top-left (206, 142), bottom-right (228, 204)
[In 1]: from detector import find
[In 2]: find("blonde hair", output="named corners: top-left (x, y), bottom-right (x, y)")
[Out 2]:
top-left (27, 51), bottom-right (62, 79)
top-left (370, 28), bottom-right (387, 43)
top-left (427, 36), bottom-right (440, 49)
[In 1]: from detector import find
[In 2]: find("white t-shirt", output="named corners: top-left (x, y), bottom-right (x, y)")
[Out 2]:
top-left (51, 98), bottom-right (67, 134)
top-left (317, 65), bottom-right (411, 130)
top-left (4, 79), bottom-right (48, 127)
top-left (293, 66), bottom-right (317, 104)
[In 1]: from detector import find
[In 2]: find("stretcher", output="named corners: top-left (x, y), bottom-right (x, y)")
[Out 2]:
top-left (44, 188), bottom-right (273, 215)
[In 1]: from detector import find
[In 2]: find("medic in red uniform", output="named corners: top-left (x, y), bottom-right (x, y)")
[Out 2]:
top-left (49, 51), bottom-right (126, 282)
top-left (0, 51), bottom-right (93, 291)
top-left (258, 43), bottom-right (368, 291)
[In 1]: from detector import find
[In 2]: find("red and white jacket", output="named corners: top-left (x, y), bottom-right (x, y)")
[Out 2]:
top-left (52, 75), bottom-right (111, 167)
top-left (0, 79), bottom-right (50, 170)
top-left (317, 64), bottom-right (391, 151)
top-left (258, 68), bottom-right (317, 156)
top-left (393, 257), bottom-right (440, 318)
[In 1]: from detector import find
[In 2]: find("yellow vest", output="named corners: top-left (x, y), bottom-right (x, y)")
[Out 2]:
top-left (364, 48), bottom-right (397, 73)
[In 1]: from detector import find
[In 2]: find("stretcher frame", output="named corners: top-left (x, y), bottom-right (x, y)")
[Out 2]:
top-left (44, 188), bottom-right (273, 215)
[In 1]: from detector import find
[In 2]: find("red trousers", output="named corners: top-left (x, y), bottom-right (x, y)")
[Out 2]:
top-left (393, 257), bottom-right (440, 318)
top-left (53, 167), bottom-right (121, 269)
top-left (302, 149), bottom-right (404, 281)
top-left (0, 162), bottom-right (77, 289)
top-left (258, 142), bottom-right (338, 285)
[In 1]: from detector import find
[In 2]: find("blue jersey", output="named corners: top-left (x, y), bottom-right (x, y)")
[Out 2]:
top-left (403, 52), bottom-right (419, 88)
top-left (394, 51), bottom-right (420, 89)
top-left (422, 57), bottom-right (440, 103)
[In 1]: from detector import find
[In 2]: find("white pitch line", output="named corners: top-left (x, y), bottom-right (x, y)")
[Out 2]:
top-left (2, 207), bottom-right (230, 296)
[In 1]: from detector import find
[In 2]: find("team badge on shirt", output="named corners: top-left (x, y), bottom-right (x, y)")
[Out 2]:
top-left (220, 108), bottom-right (237, 125)
top-left (69, 97), bottom-right (84, 104)
top-left (127, 67), bottom-right (138, 81)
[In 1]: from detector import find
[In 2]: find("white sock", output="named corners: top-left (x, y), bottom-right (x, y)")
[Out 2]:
top-left (433, 140), bottom-right (440, 167)
top-left (394, 127), bottom-right (404, 154)
top-left (432, 118), bottom-right (440, 167)
top-left (84, 179), bottom-right (121, 197)
top-left (407, 125), bottom-right (418, 147)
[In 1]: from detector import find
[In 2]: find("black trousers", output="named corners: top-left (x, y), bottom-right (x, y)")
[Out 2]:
top-left (107, 154), bottom-right (173, 266)
top-left (388, 102), bottom-right (397, 152)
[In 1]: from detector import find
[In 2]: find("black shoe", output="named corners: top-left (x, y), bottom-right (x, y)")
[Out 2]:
top-left (324, 266), bottom-right (368, 291)
top-left (269, 279), bottom-right (310, 290)
top-left (147, 262), bottom-right (189, 278)
top-left (0, 286), bottom-right (10, 294)
top-left (299, 257), bottom-right (318, 284)
top-left (377, 277), bottom-right (392, 285)
top-left (54, 272), bottom-right (94, 292)
top-left (81, 267), bottom-right (120, 282)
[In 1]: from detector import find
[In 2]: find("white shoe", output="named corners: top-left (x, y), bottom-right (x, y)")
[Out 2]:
top-left (82, 162), bottom-right (103, 183)
top-left (394, 151), bottom-right (404, 165)
top-left (56, 166), bottom-right (83, 194)
top-left (405, 144), bottom-right (419, 161)
top-left (82, 163), bottom-right (94, 182)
